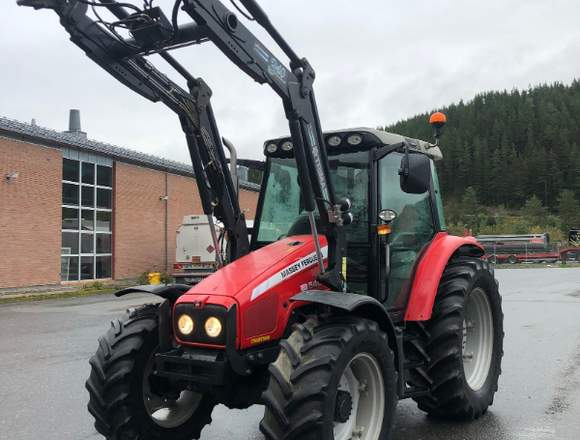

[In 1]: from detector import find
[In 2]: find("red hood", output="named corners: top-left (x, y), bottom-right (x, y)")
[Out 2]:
top-left (176, 235), bottom-right (329, 350)
top-left (180, 235), bottom-right (328, 301)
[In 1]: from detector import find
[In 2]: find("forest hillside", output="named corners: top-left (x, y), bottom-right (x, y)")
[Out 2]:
top-left (384, 80), bottom-right (580, 239)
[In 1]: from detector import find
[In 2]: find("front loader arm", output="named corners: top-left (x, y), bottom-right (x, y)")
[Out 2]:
top-left (19, 0), bottom-right (349, 288)
top-left (18, 0), bottom-right (249, 262)
top-left (181, 0), bottom-right (351, 288)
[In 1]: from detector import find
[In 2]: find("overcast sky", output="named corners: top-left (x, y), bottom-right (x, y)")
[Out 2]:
top-left (1, 1), bottom-right (579, 162)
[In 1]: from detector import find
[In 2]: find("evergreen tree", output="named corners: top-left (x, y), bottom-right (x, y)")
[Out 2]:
top-left (523, 195), bottom-right (547, 227)
top-left (460, 187), bottom-right (479, 229)
top-left (557, 190), bottom-right (580, 232)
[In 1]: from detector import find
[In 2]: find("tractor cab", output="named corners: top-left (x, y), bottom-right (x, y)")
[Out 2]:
top-left (252, 128), bottom-right (446, 316)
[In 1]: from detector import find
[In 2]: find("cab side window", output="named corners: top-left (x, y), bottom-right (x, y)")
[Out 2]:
top-left (379, 152), bottom-right (435, 307)
top-left (330, 151), bottom-right (370, 294)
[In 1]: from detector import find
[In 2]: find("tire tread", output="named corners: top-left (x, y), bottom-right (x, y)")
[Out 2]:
top-left (85, 304), bottom-right (213, 440)
top-left (410, 256), bottom-right (504, 420)
top-left (260, 317), bottom-right (397, 440)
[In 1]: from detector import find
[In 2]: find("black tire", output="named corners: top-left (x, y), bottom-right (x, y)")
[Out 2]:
top-left (86, 304), bottom-right (215, 440)
top-left (260, 316), bottom-right (398, 440)
top-left (411, 257), bottom-right (504, 420)
top-left (507, 255), bottom-right (517, 264)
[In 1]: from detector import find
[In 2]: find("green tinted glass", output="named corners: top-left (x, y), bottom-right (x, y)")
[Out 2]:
top-left (379, 152), bottom-right (435, 306)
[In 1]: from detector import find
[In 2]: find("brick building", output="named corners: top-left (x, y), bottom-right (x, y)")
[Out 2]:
top-left (0, 112), bottom-right (259, 289)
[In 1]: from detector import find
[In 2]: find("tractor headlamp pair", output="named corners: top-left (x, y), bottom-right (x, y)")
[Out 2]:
top-left (177, 314), bottom-right (223, 339)
top-left (174, 303), bottom-right (228, 345)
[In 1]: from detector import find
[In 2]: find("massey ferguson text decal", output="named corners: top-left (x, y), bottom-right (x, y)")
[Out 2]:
top-left (250, 246), bottom-right (328, 301)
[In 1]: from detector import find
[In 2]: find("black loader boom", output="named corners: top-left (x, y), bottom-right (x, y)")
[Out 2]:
top-left (18, 0), bottom-right (350, 289)
top-left (20, 4), bottom-right (507, 440)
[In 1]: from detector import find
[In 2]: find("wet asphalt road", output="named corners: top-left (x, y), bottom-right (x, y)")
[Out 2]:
top-left (1, 267), bottom-right (580, 440)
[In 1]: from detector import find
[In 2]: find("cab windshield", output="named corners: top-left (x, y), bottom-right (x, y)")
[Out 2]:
top-left (255, 151), bottom-right (369, 244)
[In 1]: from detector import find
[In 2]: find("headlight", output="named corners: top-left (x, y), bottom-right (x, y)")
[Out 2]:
top-left (177, 314), bottom-right (194, 335)
top-left (347, 134), bottom-right (363, 146)
top-left (327, 135), bottom-right (342, 147)
top-left (205, 317), bottom-right (223, 338)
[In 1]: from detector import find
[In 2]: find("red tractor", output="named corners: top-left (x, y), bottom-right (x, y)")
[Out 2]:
top-left (19, 1), bottom-right (504, 439)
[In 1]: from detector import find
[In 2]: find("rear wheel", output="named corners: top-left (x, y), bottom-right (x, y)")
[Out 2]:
top-left (411, 257), bottom-right (504, 420)
top-left (260, 317), bottom-right (398, 440)
top-left (507, 255), bottom-right (517, 264)
top-left (86, 304), bottom-right (215, 440)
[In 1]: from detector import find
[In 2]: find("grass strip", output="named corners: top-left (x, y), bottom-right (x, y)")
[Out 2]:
top-left (0, 288), bottom-right (117, 305)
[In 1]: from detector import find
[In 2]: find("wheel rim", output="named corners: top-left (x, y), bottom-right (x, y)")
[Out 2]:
top-left (462, 287), bottom-right (494, 391)
top-left (142, 352), bottom-right (201, 429)
top-left (333, 353), bottom-right (385, 440)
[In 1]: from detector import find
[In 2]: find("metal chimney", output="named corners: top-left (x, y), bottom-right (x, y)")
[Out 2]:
top-left (64, 109), bottom-right (87, 138)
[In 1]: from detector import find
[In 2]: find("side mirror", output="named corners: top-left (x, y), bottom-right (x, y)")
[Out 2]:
top-left (399, 153), bottom-right (431, 194)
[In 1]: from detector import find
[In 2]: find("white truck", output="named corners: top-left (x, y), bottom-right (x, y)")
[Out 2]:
top-left (172, 215), bottom-right (253, 284)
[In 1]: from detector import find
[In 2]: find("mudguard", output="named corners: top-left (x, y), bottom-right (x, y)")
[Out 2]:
top-left (291, 290), bottom-right (405, 394)
top-left (404, 232), bottom-right (483, 321)
top-left (291, 290), bottom-right (397, 345)
top-left (114, 284), bottom-right (191, 303)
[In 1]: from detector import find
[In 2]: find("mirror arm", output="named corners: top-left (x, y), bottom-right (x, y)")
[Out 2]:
top-left (398, 142), bottom-right (410, 180)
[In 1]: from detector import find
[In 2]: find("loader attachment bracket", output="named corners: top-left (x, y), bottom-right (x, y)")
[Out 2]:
top-left (18, 0), bottom-right (346, 282)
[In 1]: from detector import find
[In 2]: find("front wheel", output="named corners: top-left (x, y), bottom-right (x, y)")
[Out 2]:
top-left (86, 304), bottom-right (215, 440)
top-left (412, 257), bottom-right (504, 420)
top-left (260, 317), bottom-right (398, 440)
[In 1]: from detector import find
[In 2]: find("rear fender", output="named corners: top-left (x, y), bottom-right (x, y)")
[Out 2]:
top-left (404, 232), bottom-right (483, 321)
top-left (114, 284), bottom-right (191, 303)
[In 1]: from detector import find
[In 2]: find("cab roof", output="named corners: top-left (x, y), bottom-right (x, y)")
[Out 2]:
top-left (263, 127), bottom-right (443, 161)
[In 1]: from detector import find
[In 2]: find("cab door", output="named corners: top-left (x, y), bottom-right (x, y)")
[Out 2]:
top-left (378, 152), bottom-right (436, 310)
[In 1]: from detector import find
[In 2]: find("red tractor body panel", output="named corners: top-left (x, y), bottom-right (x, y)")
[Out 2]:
top-left (404, 232), bottom-right (483, 321)
top-left (176, 235), bottom-right (328, 350)
top-left (176, 232), bottom-right (482, 347)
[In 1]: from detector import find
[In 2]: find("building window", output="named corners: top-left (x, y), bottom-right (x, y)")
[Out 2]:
top-left (63, 158), bottom-right (80, 182)
top-left (61, 153), bottom-right (113, 281)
